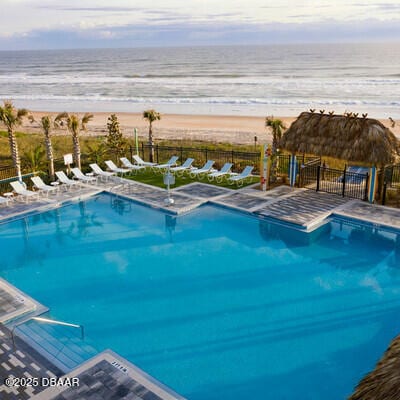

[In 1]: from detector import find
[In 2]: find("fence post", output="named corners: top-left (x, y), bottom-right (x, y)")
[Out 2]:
top-left (156, 145), bottom-right (159, 163)
top-left (130, 145), bottom-right (133, 161)
top-left (231, 150), bottom-right (234, 164)
top-left (316, 165), bottom-right (321, 192)
top-left (342, 168), bottom-right (346, 197)
top-left (364, 172), bottom-right (369, 201)
top-left (368, 167), bottom-right (377, 203)
top-left (180, 146), bottom-right (183, 161)
top-left (205, 148), bottom-right (208, 161)
top-left (382, 182), bottom-right (387, 205)
top-left (289, 155), bottom-right (297, 187)
top-left (141, 143), bottom-right (144, 159)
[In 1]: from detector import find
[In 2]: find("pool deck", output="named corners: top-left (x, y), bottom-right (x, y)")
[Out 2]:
top-left (32, 350), bottom-right (185, 400)
top-left (1, 176), bottom-right (400, 399)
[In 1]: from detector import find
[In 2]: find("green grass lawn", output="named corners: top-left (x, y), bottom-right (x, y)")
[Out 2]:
top-left (126, 168), bottom-right (260, 189)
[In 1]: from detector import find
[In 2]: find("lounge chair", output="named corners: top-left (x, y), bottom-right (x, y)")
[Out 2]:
top-left (132, 155), bottom-right (157, 167)
top-left (228, 166), bottom-right (254, 187)
top-left (153, 156), bottom-right (179, 172)
top-left (71, 168), bottom-right (97, 183)
top-left (31, 176), bottom-right (57, 196)
top-left (207, 163), bottom-right (233, 183)
top-left (55, 171), bottom-right (80, 190)
top-left (189, 160), bottom-right (215, 179)
top-left (120, 157), bottom-right (145, 173)
top-left (90, 163), bottom-right (115, 181)
top-left (105, 160), bottom-right (131, 176)
top-left (170, 158), bottom-right (195, 176)
top-left (10, 181), bottom-right (39, 202)
top-left (0, 196), bottom-right (10, 206)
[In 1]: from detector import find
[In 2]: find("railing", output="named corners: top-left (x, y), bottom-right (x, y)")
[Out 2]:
top-left (300, 163), bottom-right (369, 200)
top-left (0, 172), bottom-right (37, 193)
top-left (11, 316), bottom-right (84, 351)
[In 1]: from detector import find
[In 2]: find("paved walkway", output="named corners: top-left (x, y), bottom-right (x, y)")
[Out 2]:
top-left (32, 350), bottom-right (185, 400)
top-left (336, 201), bottom-right (400, 230)
top-left (0, 324), bottom-right (63, 400)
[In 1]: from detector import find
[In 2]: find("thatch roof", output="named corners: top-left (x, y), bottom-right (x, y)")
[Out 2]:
top-left (349, 335), bottom-right (400, 400)
top-left (280, 112), bottom-right (400, 165)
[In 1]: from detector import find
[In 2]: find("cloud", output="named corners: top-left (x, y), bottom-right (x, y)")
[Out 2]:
top-left (1, 18), bottom-right (399, 50)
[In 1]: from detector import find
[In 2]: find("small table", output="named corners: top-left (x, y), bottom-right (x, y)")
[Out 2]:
top-left (50, 181), bottom-right (60, 192)
top-left (3, 192), bottom-right (14, 203)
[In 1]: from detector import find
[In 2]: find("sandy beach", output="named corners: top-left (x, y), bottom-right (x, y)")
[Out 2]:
top-left (23, 111), bottom-right (400, 145)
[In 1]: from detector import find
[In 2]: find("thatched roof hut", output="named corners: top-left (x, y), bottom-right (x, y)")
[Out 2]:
top-left (280, 112), bottom-right (400, 165)
top-left (349, 335), bottom-right (400, 400)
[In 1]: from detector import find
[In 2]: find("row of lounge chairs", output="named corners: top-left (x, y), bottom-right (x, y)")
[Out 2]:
top-left (0, 155), bottom-right (255, 204)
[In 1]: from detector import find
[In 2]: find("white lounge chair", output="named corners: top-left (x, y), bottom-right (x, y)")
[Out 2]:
top-left (90, 163), bottom-right (115, 181)
top-left (207, 163), bottom-right (233, 183)
top-left (55, 171), bottom-right (80, 190)
top-left (71, 168), bottom-right (97, 183)
top-left (228, 166), bottom-right (254, 187)
top-left (153, 156), bottom-right (179, 172)
top-left (105, 160), bottom-right (131, 175)
top-left (189, 160), bottom-right (215, 179)
top-left (0, 196), bottom-right (10, 206)
top-left (132, 155), bottom-right (157, 167)
top-left (170, 158), bottom-right (195, 176)
top-left (10, 181), bottom-right (39, 202)
top-left (120, 157), bottom-right (145, 173)
top-left (31, 176), bottom-right (57, 196)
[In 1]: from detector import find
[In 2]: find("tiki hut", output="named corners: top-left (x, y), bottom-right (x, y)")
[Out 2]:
top-left (349, 335), bottom-right (400, 400)
top-left (280, 112), bottom-right (400, 165)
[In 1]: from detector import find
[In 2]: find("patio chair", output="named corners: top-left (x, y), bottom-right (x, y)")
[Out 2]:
top-left (0, 196), bottom-right (10, 206)
top-left (71, 168), bottom-right (97, 183)
top-left (228, 166), bottom-right (254, 187)
top-left (120, 157), bottom-right (145, 173)
top-left (55, 171), bottom-right (80, 190)
top-left (207, 163), bottom-right (233, 183)
top-left (90, 163), bottom-right (115, 181)
top-left (10, 181), bottom-right (40, 202)
top-left (189, 160), bottom-right (215, 179)
top-left (153, 156), bottom-right (179, 172)
top-left (105, 160), bottom-right (131, 176)
top-left (170, 158), bottom-right (195, 176)
top-left (132, 154), bottom-right (157, 167)
top-left (31, 176), bottom-right (57, 196)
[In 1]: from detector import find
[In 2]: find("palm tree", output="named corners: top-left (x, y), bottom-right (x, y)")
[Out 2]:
top-left (266, 117), bottom-right (286, 183)
top-left (143, 109), bottom-right (161, 162)
top-left (55, 112), bottom-right (93, 169)
top-left (0, 100), bottom-right (32, 181)
top-left (39, 115), bottom-right (56, 180)
top-left (265, 117), bottom-right (286, 155)
top-left (22, 145), bottom-right (46, 172)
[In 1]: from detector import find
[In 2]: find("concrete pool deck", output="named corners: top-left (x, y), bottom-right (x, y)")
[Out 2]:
top-left (1, 177), bottom-right (400, 399)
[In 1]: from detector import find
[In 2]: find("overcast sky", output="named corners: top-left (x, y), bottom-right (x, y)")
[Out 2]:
top-left (0, 0), bottom-right (399, 50)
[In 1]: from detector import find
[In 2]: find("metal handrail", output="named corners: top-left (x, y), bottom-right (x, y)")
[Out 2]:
top-left (11, 316), bottom-right (84, 351)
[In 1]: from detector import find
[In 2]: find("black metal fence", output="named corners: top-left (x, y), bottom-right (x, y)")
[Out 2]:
top-left (135, 144), bottom-right (261, 173)
top-left (384, 164), bottom-right (400, 188)
top-left (299, 163), bottom-right (369, 200)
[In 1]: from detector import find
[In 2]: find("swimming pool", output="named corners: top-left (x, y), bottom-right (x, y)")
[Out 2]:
top-left (1, 193), bottom-right (400, 399)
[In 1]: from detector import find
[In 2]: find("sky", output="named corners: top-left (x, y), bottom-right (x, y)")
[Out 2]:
top-left (0, 0), bottom-right (399, 50)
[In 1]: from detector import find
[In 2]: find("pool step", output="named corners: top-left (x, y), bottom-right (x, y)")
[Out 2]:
top-left (15, 319), bottom-right (99, 373)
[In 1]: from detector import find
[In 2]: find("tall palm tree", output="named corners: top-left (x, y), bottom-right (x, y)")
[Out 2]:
top-left (265, 117), bottom-right (286, 155)
top-left (0, 100), bottom-right (32, 181)
top-left (55, 112), bottom-right (93, 169)
top-left (39, 115), bottom-right (56, 180)
top-left (143, 109), bottom-right (161, 162)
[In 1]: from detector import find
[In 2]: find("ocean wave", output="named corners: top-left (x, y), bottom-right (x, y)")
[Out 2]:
top-left (2, 73), bottom-right (400, 87)
top-left (4, 94), bottom-right (400, 107)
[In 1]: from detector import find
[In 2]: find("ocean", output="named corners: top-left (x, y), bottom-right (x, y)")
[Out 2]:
top-left (0, 43), bottom-right (399, 117)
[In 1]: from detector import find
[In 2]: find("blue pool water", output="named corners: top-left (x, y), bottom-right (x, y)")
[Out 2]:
top-left (1, 194), bottom-right (400, 399)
